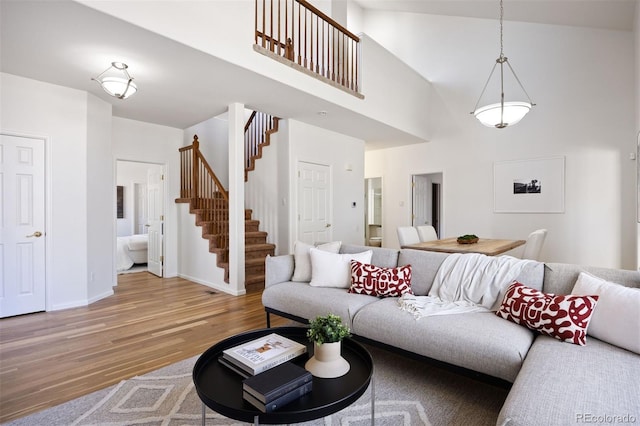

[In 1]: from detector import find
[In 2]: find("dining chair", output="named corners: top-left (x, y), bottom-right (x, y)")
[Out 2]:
top-left (417, 225), bottom-right (438, 242)
top-left (396, 226), bottom-right (420, 247)
top-left (521, 229), bottom-right (548, 261)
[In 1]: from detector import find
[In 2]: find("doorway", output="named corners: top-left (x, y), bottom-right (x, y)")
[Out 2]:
top-left (116, 160), bottom-right (165, 277)
top-left (364, 177), bottom-right (383, 247)
top-left (412, 173), bottom-right (443, 238)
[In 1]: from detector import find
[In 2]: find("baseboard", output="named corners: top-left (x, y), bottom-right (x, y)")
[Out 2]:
top-left (88, 289), bottom-right (114, 305)
top-left (178, 273), bottom-right (246, 296)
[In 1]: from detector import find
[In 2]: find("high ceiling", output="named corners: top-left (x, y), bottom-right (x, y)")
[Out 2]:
top-left (354, 0), bottom-right (637, 32)
top-left (1, 0), bottom-right (636, 146)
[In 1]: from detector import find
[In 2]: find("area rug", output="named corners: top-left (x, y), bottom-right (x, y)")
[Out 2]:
top-left (5, 345), bottom-right (508, 426)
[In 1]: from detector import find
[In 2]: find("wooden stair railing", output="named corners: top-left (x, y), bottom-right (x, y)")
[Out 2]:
top-left (177, 134), bottom-right (276, 290)
top-left (255, 0), bottom-right (360, 93)
top-left (245, 111), bottom-right (279, 181)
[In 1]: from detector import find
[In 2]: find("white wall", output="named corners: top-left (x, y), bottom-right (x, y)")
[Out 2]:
top-left (177, 203), bottom-right (226, 291)
top-left (112, 117), bottom-right (183, 278)
top-left (246, 118), bottom-right (366, 255)
top-left (86, 93), bottom-right (116, 303)
top-left (1, 72), bottom-right (111, 310)
top-left (287, 120), bottom-right (365, 250)
top-left (635, 0), bottom-right (640, 270)
top-left (364, 13), bottom-right (636, 269)
top-left (245, 131), bottom-right (282, 252)
top-left (184, 116), bottom-right (230, 188)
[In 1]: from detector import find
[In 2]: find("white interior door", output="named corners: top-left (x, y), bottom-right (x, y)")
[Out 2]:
top-left (134, 182), bottom-right (148, 235)
top-left (0, 135), bottom-right (46, 318)
top-left (412, 175), bottom-right (430, 226)
top-left (146, 167), bottom-right (164, 277)
top-left (297, 162), bottom-right (331, 243)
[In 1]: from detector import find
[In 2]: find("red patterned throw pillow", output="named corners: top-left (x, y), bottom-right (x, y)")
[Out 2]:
top-left (496, 282), bottom-right (599, 346)
top-left (349, 261), bottom-right (413, 297)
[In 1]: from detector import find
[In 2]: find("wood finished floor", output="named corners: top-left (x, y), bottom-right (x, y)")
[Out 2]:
top-left (0, 272), bottom-right (289, 423)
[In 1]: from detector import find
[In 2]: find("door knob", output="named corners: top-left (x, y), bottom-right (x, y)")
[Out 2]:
top-left (144, 224), bottom-right (151, 227)
top-left (26, 231), bottom-right (43, 238)
top-left (325, 223), bottom-right (332, 228)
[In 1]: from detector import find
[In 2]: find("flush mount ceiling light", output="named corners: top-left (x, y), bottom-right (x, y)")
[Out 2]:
top-left (92, 62), bottom-right (137, 100)
top-left (471, 0), bottom-right (535, 128)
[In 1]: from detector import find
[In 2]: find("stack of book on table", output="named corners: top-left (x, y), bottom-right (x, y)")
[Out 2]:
top-left (242, 361), bottom-right (313, 412)
top-left (219, 333), bottom-right (307, 376)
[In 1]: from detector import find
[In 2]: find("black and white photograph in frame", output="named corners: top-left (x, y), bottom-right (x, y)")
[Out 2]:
top-left (513, 179), bottom-right (541, 194)
top-left (494, 157), bottom-right (565, 213)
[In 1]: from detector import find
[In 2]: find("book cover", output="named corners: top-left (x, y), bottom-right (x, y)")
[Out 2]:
top-left (243, 381), bottom-right (313, 413)
top-left (243, 361), bottom-right (312, 403)
top-left (222, 333), bottom-right (307, 375)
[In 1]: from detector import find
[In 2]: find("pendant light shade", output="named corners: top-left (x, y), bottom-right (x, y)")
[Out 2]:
top-left (474, 101), bottom-right (531, 128)
top-left (471, 0), bottom-right (534, 128)
top-left (92, 62), bottom-right (137, 100)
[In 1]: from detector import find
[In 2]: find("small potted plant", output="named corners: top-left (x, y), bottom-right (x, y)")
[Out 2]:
top-left (305, 314), bottom-right (351, 378)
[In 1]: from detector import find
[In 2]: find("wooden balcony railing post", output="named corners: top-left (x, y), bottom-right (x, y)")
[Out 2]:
top-left (192, 136), bottom-right (199, 201)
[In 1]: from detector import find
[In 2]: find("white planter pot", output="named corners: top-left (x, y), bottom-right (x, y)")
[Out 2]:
top-left (305, 341), bottom-right (350, 378)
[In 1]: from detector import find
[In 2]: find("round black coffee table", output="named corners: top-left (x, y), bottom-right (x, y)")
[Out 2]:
top-left (193, 326), bottom-right (374, 425)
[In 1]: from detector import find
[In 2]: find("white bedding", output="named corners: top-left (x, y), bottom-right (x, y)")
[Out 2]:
top-left (117, 234), bottom-right (148, 272)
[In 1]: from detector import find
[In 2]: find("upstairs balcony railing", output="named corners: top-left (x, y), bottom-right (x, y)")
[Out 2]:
top-left (255, 0), bottom-right (360, 94)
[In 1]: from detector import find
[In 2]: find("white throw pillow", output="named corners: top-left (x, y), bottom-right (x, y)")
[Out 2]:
top-left (309, 248), bottom-right (373, 288)
top-left (571, 272), bottom-right (640, 354)
top-left (291, 241), bottom-right (342, 282)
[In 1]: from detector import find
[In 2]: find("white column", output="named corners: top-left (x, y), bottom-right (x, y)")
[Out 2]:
top-left (228, 103), bottom-right (246, 294)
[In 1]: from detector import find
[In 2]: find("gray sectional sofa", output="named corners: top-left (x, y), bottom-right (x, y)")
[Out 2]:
top-left (262, 244), bottom-right (640, 425)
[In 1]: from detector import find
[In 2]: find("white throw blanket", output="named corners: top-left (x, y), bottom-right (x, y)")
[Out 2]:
top-left (399, 253), bottom-right (533, 318)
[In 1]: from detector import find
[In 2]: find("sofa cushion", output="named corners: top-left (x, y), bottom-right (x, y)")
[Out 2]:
top-left (352, 298), bottom-right (535, 382)
top-left (291, 241), bottom-right (341, 282)
top-left (542, 262), bottom-right (640, 295)
top-left (262, 282), bottom-right (379, 329)
top-left (340, 244), bottom-right (399, 268)
top-left (349, 261), bottom-right (413, 297)
top-left (309, 249), bottom-right (372, 288)
top-left (496, 282), bottom-right (598, 346)
top-left (397, 249), bottom-right (449, 296)
top-left (498, 335), bottom-right (640, 426)
top-left (572, 272), bottom-right (640, 354)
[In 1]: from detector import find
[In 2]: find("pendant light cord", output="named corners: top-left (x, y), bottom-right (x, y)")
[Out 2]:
top-left (499, 0), bottom-right (504, 60)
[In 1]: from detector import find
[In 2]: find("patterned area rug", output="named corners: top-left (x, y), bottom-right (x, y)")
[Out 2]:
top-left (5, 344), bottom-right (508, 425)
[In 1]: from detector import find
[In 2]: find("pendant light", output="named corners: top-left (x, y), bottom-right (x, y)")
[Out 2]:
top-left (92, 62), bottom-right (137, 100)
top-left (471, 0), bottom-right (535, 128)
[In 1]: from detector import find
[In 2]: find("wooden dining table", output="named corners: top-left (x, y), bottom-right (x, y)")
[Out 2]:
top-left (402, 237), bottom-right (525, 256)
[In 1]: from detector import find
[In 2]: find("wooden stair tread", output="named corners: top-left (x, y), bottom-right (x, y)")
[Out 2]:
top-left (245, 243), bottom-right (276, 251)
top-left (245, 257), bottom-right (266, 266)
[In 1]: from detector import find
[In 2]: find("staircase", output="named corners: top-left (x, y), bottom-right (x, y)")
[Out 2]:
top-left (244, 110), bottom-right (279, 181)
top-left (182, 195), bottom-right (274, 291)
top-left (177, 111), bottom-right (279, 291)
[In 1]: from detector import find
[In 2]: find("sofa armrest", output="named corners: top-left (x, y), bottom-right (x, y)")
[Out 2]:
top-left (265, 254), bottom-right (295, 288)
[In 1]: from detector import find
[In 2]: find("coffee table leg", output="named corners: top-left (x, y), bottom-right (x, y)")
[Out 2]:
top-left (371, 374), bottom-right (375, 425)
top-left (201, 402), bottom-right (206, 426)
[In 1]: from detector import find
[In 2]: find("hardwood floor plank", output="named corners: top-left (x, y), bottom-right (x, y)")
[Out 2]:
top-left (0, 272), bottom-right (289, 423)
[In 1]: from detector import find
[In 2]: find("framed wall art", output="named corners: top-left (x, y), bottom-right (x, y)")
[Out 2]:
top-left (117, 185), bottom-right (124, 219)
top-left (494, 157), bottom-right (565, 213)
